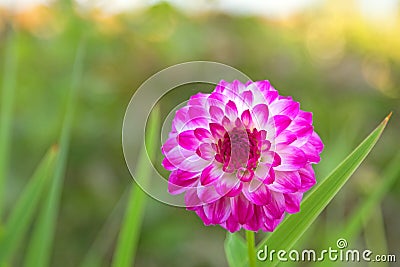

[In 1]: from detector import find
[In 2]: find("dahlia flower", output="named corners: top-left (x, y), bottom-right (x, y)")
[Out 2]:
top-left (161, 80), bottom-right (323, 232)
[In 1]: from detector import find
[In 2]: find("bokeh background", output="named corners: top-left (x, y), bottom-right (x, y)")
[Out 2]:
top-left (0, 0), bottom-right (399, 266)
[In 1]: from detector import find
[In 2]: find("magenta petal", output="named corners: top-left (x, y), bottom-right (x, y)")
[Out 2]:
top-left (177, 130), bottom-right (198, 150)
top-left (171, 107), bottom-right (188, 132)
top-left (241, 110), bottom-right (253, 128)
top-left (209, 105), bottom-right (225, 122)
top-left (197, 184), bottom-right (220, 204)
top-left (231, 194), bottom-right (254, 224)
top-left (203, 198), bottom-right (231, 224)
top-left (269, 171), bottom-right (301, 193)
top-left (275, 130), bottom-right (297, 145)
top-left (223, 215), bottom-right (240, 233)
top-left (209, 123), bottom-right (226, 139)
top-left (270, 99), bottom-right (300, 119)
top-left (194, 128), bottom-right (212, 142)
top-left (225, 100), bottom-right (238, 120)
top-left (284, 192), bottom-right (303, 213)
top-left (185, 188), bottom-right (202, 209)
top-left (299, 164), bottom-right (316, 192)
top-left (196, 143), bottom-right (215, 160)
top-left (200, 163), bottom-right (224, 185)
top-left (236, 167), bottom-right (254, 182)
top-left (195, 207), bottom-right (212, 225)
top-left (188, 105), bottom-right (209, 120)
top-left (178, 154), bottom-right (211, 172)
top-left (264, 191), bottom-right (285, 218)
top-left (162, 157), bottom-right (176, 171)
top-left (244, 205), bottom-right (264, 231)
top-left (252, 104), bottom-right (269, 129)
top-left (168, 171), bottom-right (198, 195)
top-left (273, 115), bottom-right (292, 136)
top-left (274, 145), bottom-right (307, 171)
top-left (243, 179), bottom-right (271, 205)
top-left (297, 110), bottom-right (313, 123)
top-left (309, 131), bottom-right (324, 153)
top-left (241, 90), bottom-right (254, 107)
top-left (215, 172), bottom-right (242, 197)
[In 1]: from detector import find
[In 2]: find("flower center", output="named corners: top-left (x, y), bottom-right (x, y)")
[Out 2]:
top-left (215, 127), bottom-right (261, 173)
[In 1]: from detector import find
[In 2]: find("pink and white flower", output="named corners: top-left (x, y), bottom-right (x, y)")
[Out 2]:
top-left (161, 80), bottom-right (323, 232)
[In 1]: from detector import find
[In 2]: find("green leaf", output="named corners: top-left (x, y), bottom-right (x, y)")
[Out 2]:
top-left (23, 38), bottom-right (86, 267)
top-left (80, 191), bottom-right (128, 267)
top-left (0, 28), bottom-right (18, 219)
top-left (111, 107), bottom-right (160, 267)
top-left (224, 232), bottom-right (247, 267)
top-left (0, 146), bottom-right (58, 263)
top-left (254, 113), bottom-right (391, 267)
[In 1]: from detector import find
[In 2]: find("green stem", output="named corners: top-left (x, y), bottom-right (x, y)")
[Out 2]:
top-left (246, 230), bottom-right (256, 267)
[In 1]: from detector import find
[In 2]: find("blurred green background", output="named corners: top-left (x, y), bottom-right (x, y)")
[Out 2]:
top-left (0, 0), bottom-right (399, 266)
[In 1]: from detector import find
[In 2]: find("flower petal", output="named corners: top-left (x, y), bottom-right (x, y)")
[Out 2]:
top-left (252, 104), bottom-right (269, 129)
top-left (209, 105), bottom-right (225, 122)
top-left (209, 123), bottom-right (226, 139)
top-left (269, 98), bottom-right (300, 119)
top-left (272, 115), bottom-right (292, 136)
top-left (196, 143), bottom-right (216, 160)
top-left (268, 171), bottom-right (301, 193)
top-left (243, 179), bottom-right (271, 205)
top-left (225, 100), bottom-right (238, 120)
top-left (231, 194), bottom-right (254, 224)
top-left (177, 130), bottom-right (199, 150)
top-left (274, 145), bottom-right (307, 171)
top-left (203, 198), bottom-right (231, 224)
top-left (168, 170), bottom-right (198, 195)
top-left (200, 163), bottom-right (224, 185)
top-left (215, 172), bottom-right (242, 197)
top-left (284, 192), bottom-right (303, 213)
top-left (194, 128), bottom-right (212, 142)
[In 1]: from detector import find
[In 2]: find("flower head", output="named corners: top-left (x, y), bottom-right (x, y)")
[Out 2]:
top-left (161, 80), bottom-right (323, 232)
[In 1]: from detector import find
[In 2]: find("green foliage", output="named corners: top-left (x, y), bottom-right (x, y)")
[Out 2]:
top-left (250, 114), bottom-right (390, 267)
top-left (224, 233), bottom-right (247, 267)
top-left (0, 146), bottom-right (58, 263)
top-left (111, 108), bottom-right (160, 267)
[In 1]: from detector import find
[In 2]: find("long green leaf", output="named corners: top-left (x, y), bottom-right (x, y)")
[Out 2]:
top-left (224, 233), bottom-right (247, 267)
top-left (112, 107), bottom-right (160, 267)
top-left (23, 38), bottom-right (85, 267)
top-left (0, 146), bottom-right (58, 263)
top-left (254, 113), bottom-right (391, 267)
top-left (0, 27), bottom-right (18, 219)
top-left (80, 190), bottom-right (129, 267)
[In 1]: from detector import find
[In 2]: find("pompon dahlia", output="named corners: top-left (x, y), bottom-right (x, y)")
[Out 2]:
top-left (161, 80), bottom-right (323, 232)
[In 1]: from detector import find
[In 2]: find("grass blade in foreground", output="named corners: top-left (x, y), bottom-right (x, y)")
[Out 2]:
top-left (224, 232), bottom-right (247, 267)
top-left (112, 108), bottom-right (160, 267)
top-left (23, 39), bottom-right (85, 267)
top-left (0, 146), bottom-right (58, 263)
top-left (255, 113), bottom-right (391, 267)
top-left (0, 28), bottom-right (18, 219)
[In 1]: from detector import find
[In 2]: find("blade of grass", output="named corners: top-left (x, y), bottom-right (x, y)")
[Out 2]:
top-left (363, 205), bottom-right (388, 267)
top-left (224, 232), bottom-right (247, 267)
top-left (0, 146), bottom-right (58, 263)
top-left (254, 113), bottom-right (391, 267)
top-left (0, 26), bottom-right (18, 219)
top-left (111, 107), bottom-right (160, 267)
top-left (80, 189), bottom-right (129, 267)
top-left (23, 38), bottom-right (85, 267)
